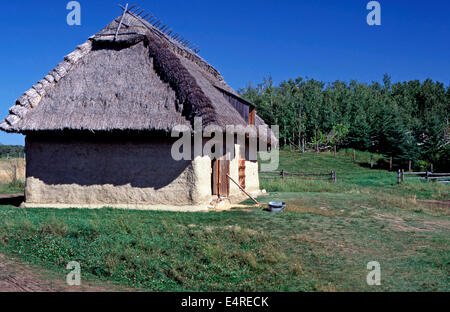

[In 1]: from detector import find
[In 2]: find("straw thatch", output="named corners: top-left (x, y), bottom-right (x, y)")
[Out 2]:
top-left (0, 11), bottom-right (270, 136)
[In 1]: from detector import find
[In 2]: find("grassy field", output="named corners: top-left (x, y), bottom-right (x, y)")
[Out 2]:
top-left (260, 149), bottom-right (449, 200)
top-left (0, 158), bottom-right (26, 191)
top-left (0, 150), bottom-right (448, 291)
top-left (0, 183), bottom-right (24, 195)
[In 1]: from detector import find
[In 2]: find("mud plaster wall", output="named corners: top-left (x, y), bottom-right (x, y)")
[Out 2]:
top-left (245, 160), bottom-right (260, 192)
top-left (228, 144), bottom-right (260, 195)
top-left (25, 137), bottom-right (212, 206)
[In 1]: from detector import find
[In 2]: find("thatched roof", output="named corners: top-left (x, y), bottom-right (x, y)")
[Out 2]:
top-left (0, 11), bottom-right (270, 136)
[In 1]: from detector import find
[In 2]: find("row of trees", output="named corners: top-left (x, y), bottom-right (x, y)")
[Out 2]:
top-left (0, 144), bottom-right (24, 159)
top-left (239, 75), bottom-right (450, 171)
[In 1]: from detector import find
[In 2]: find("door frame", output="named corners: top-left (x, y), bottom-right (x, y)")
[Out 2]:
top-left (212, 157), bottom-right (230, 197)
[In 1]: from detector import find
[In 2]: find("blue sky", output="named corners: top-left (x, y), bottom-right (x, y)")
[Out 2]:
top-left (1, 0), bottom-right (449, 145)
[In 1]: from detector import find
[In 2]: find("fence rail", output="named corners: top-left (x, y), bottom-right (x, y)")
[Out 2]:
top-left (398, 170), bottom-right (450, 184)
top-left (260, 170), bottom-right (337, 183)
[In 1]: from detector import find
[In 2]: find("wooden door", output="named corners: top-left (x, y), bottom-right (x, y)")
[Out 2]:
top-left (239, 159), bottom-right (246, 189)
top-left (212, 158), bottom-right (230, 197)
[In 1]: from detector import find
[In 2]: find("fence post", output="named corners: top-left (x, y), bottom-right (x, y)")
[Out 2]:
top-left (370, 155), bottom-right (374, 169)
top-left (426, 171), bottom-right (430, 183)
top-left (353, 149), bottom-right (356, 162)
top-left (401, 169), bottom-right (405, 183)
top-left (408, 160), bottom-right (412, 172)
top-left (281, 169), bottom-right (285, 181)
top-left (397, 170), bottom-right (401, 184)
top-left (13, 164), bottom-right (17, 183)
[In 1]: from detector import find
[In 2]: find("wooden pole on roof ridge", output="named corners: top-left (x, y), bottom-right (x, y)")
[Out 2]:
top-left (115, 3), bottom-right (129, 41)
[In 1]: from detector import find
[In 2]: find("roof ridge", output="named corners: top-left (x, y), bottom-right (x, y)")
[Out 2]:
top-left (91, 11), bottom-right (225, 83)
top-left (119, 5), bottom-right (200, 52)
top-left (119, 11), bottom-right (225, 82)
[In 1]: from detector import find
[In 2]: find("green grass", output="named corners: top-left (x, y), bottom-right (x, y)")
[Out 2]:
top-left (0, 150), bottom-right (448, 291)
top-left (0, 207), bottom-right (318, 291)
top-left (0, 197), bottom-right (448, 291)
top-left (260, 150), bottom-right (449, 201)
top-left (0, 182), bottom-right (24, 194)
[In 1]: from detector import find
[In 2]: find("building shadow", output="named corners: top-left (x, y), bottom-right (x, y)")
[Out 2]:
top-left (26, 136), bottom-right (192, 190)
top-left (0, 194), bottom-right (24, 207)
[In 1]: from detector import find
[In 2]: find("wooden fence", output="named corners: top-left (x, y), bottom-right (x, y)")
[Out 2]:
top-left (260, 170), bottom-right (337, 183)
top-left (0, 164), bottom-right (20, 183)
top-left (398, 170), bottom-right (450, 184)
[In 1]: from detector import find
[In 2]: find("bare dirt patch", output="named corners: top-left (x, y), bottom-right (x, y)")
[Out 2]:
top-left (417, 200), bottom-right (450, 215)
top-left (373, 213), bottom-right (449, 233)
top-left (423, 219), bottom-right (450, 231)
top-left (0, 253), bottom-right (124, 292)
top-left (286, 200), bottom-right (339, 216)
top-left (418, 200), bottom-right (450, 207)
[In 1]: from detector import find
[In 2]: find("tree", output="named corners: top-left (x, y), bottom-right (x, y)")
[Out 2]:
top-left (330, 123), bottom-right (350, 154)
top-left (347, 110), bottom-right (371, 150)
top-left (239, 75), bottom-right (448, 169)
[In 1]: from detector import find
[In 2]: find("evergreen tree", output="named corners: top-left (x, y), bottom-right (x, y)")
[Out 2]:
top-left (347, 110), bottom-right (371, 150)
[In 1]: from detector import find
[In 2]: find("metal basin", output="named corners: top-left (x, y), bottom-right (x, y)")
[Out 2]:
top-left (268, 202), bottom-right (286, 213)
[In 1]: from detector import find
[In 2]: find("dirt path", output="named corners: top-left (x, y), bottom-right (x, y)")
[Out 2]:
top-left (0, 253), bottom-right (123, 292)
top-left (418, 200), bottom-right (450, 207)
